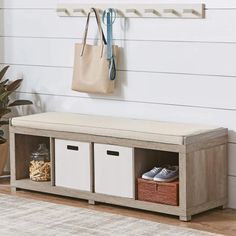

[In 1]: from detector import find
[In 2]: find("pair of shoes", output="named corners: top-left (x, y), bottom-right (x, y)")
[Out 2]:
top-left (142, 166), bottom-right (179, 182)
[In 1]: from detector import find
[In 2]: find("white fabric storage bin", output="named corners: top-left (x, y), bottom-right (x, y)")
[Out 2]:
top-left (55, 139), bottom-right (92, 191)
top-left (94, 143), bottom-right (134, 198)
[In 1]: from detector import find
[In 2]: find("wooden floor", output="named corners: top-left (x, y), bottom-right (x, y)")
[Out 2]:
top-left (0, 178), bottom-right (236, 236)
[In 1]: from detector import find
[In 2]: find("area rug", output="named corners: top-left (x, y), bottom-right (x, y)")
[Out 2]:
top-left (0, 194), bottom-right (221, 236)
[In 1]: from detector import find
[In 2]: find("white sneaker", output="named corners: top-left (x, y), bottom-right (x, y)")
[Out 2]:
top-left (153, 166), bottom-right (179, 182)
top-left (142, 167), bottom-right (163, 180)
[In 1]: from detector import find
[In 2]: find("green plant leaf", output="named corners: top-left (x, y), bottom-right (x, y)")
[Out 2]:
top-left (6, 79), bottom-right (23, 92)
top-left (0, 91), bottom-right (11, 102)
top-left (0, 66), bottom-right (9, 82)
top-left (0, 65), bottom-right (32, 144)
top-left (0, 79), bottom-right (9, 86)
top-left (8, 100), bottom-right (33, 107)
top-left (0, 86), bottom-right (6, 96)
top-left (0, 108), bottom-right (11, 118)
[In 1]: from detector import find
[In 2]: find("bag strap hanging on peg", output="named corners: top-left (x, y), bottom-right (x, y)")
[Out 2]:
top-left (81, 8), bottom-right (107, 56)
top-left (91, 8), bottom-right (107, 45)
top-left (102, 8), bottom-right (117, 81)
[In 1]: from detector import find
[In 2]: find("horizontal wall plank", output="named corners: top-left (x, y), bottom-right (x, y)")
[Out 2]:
top-left (57, 0), bottom-right (236, 9)
top-left (228, 144), bottom-right (236, 176)
top-left (1, 0), bottom-right (235, 9)
top-left (1, 37), bottom-right (236, 77)
top-left (10, 92), bottom-right (236, 142)
top-left (228, 176), bottom-right (236, 209)
top-left (0, 0), bottom-right (56, 8)
top-left (1, 9), bottom-right (236, 42)
top-left (3, 64), bottom-right (236, 111)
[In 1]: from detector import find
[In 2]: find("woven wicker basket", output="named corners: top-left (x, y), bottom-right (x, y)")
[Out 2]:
top-left (137, 178), bottom-right (179, 206)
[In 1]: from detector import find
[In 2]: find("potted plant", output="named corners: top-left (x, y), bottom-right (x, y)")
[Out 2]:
top-left (0, 65), bottom-right (32, 175)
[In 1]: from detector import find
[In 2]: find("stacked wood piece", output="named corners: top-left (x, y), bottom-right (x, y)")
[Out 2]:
top-left (29, 160), bottom-right (50, 181)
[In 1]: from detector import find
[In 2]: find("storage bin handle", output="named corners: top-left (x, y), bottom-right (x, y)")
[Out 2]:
top-left (67, 145), bottom-right (79, 151)
top-left (107, 150), bottom-right (119, 156)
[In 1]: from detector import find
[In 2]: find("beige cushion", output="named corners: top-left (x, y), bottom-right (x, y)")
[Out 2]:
top-left (11, 112), bottom-right (218, 145)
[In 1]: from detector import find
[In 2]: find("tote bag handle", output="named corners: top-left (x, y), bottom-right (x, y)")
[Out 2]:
top-left (81, 8), bottom-right (106, 56)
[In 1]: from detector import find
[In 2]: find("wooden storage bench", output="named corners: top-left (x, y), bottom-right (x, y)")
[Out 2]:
top-left (9, 112), bottom-right (228, 221)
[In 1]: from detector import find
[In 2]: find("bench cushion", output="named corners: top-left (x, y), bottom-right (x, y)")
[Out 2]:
top-left (11, 112), bottom-right (219, 145)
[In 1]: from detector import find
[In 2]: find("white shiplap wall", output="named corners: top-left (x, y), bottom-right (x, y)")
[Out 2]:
top-left (1, 0), bottom-right (236, 208)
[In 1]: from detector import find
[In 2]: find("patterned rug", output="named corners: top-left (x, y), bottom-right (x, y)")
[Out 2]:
top-left (0, 194), bottom-right (221, 236)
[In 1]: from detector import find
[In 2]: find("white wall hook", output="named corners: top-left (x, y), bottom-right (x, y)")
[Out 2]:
top-left (163, 9), bottom-right (180, 16)
top-left (144, 9), bottom-right (160, 16)
top-left (126, 9), bottom-right (140, 16)
top-left (116, 9), bottom-right (124, 17)
top-left (73, 8), bottom-right (86, 16)
top-left (97, 9), bottom-right (104, 15)
top-left (56, 8), bottom-right (69, 16)
top-left (183, 9), bottom-right (200, 16)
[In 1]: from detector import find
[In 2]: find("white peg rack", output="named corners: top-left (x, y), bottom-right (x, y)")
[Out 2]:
top-left (57, 4), bottom-right (205, 19)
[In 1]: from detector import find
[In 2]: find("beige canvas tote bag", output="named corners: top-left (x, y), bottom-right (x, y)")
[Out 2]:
top-left (72, 8), bottom-right (118, 94)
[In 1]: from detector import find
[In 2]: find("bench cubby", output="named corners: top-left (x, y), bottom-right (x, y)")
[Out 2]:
top-left (14, 134), bottom-right (50, 181)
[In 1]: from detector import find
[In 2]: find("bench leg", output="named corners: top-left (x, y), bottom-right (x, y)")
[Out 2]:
top-left (220, 204), bottom-right (227, 210)
top-left (179, 215), bottom-right (192, 221)
top-left (88, 200), bottom-right (96, 205)
top-left (11, 187), bottom-right (18, 194)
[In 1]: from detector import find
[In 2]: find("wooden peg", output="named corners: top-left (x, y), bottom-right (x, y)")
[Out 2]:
top-left (144, 9), bottom-right (160, 16)
top-left (126, 9), bottom-right (139, 15)
top-left (56, 8), bottom-right (69, 15)
top-left (183, 9), bottom-right (199, 16)
top-left (163, 9), bottom-right (179, 16)
top-left (73, 8), bottom-right (86, 15)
